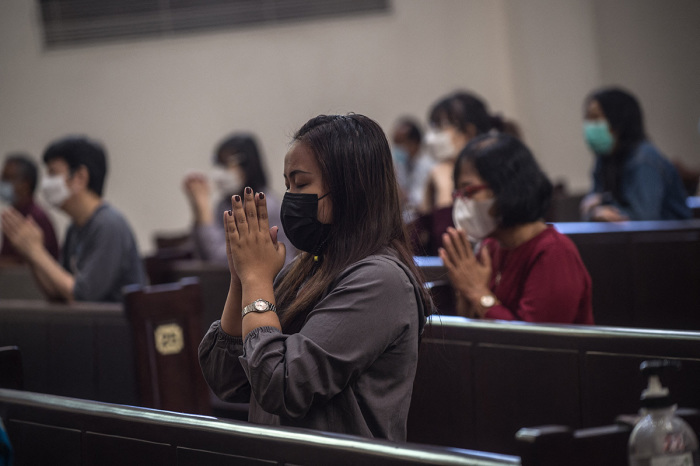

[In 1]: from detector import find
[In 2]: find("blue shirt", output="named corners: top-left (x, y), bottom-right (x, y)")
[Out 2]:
top-left (591, 141), bottom-right (691, 220)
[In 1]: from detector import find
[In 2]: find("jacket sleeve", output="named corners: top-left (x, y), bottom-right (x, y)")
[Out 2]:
top-left (198, 321), bottom-right (251, 403)
top-left (238, 257), bottom-right (418, 419)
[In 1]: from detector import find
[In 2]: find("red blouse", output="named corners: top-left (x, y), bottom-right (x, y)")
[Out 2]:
top-left (481, 226), bottom-right (594, 324)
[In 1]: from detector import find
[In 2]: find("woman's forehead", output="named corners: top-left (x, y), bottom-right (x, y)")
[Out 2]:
top-left (284, 142), bottom-right (318, 175)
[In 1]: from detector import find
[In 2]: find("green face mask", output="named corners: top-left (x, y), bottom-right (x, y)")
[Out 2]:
top-left (583, 120), bottom-right (614, 155)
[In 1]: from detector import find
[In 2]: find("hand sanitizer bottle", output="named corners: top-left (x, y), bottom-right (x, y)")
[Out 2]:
top-left (628, 360), bottom-right (699, 466)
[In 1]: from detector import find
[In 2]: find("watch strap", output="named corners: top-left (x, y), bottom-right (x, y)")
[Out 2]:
top-left (242, 299), bottom-right (277, 318)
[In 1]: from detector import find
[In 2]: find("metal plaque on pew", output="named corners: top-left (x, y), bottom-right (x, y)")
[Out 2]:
top-left (154, 323), bottom-right (184, 355)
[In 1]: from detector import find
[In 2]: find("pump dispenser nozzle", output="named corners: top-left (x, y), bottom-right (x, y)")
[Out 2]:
top-left (639, 360), bottom-right (680, 409)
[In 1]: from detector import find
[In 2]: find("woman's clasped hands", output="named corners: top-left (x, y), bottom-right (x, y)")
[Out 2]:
top-left (224, 187), bottom-right (286, 286)
top-left (438, 227), bottom-right (492, 305)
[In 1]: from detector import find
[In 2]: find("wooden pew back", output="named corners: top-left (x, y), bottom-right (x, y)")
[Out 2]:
top-left (554, 220), bottom-right (700, 330)
top-left (0, 299), bottom-right (138, 406)
top-left (0, 389), bottom-right (520, 466)
top-left (407, 316), bottom-right (700, 455)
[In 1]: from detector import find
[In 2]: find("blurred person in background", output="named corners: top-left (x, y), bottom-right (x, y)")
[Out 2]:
top-left (390, 116), bottom-right (434, 223)
top-left (1, 137), bottom-right (146, 302)
top-left (411, 90), bottom-right (513, 255)
top-left (441, 134), bottom-right (593, 324)
top-left (0, 154), bottom-right (59, 264)
top-left (183, 133), bottom-right (296, 265)
top-left (580, 87), bottom-right (691, 221)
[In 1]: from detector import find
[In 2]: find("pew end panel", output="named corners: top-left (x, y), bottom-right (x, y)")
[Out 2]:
top-left (123, 278), bottom-right (211, 416)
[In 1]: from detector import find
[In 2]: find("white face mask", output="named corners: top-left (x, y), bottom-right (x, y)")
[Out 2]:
top-left (41, 175), bottom-right (71, 208)
top-left (425, 130), bottom-right (456, 162)
top-left (452, 196), bottom-right (497, 242)
top-left (210, 167), bottom-right (243, 195)
top-left (0, 181), bottom-right (15, 205)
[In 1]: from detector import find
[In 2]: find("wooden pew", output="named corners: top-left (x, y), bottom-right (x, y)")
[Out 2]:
top-left (554, 219), bottom-right (700, 330)
top-left (0, 299), bottom-right (138, 406)
top-left (0, 294), bottom-right (244, 420)
top-left (413, 220), bottom-right (700, 330)
top-left (0, 388), bottom-right (521, 466)
top-left (407, 316), bottom-right (700, 455)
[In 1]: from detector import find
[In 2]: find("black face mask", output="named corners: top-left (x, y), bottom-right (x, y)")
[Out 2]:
top-left (280, 191), bottom-right (331, 255)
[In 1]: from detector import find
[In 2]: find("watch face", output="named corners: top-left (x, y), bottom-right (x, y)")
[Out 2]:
top-left (254, 300), bottom-right (268, 311)
top-left (480, 295), bottom-right (496, 307)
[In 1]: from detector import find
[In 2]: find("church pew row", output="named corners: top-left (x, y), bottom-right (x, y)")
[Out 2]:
top-left (0, 388), bottom-right (520, 466)
top-left (165, 219), bottom-right (700, 331)
top-left (0, 299), bottom-right (138, 406)
top-left (407, 315), bottom-right (700, 455)
top-left (3, 298), bottom-right (700, 456)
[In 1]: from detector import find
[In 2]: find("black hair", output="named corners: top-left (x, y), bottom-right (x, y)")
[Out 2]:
top-left (275, 114), bottom-right (432, 332)
top-left (428, 91), bottom-right (500, 135)
top-left (213, 133), bottom-right (267, 193)
top-left (42, 137), bottom-right (107, 196)
top-left (394, 117), bottom-right (423, 144)
top-left (585, 87), bottom-right (647, 205)
top-left (4, 153), bottom-right (39, 193)
top-left (454, 134), bottom-right (553, 228)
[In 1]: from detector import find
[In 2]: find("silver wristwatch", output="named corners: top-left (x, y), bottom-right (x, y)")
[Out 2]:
top-left (479, 294), bottom-right (497, 308)
top-left (242, 299), bottom-right (277, 318)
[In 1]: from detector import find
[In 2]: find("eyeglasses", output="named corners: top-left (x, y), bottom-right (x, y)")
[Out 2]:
top-left (452, 184), bottom-right (488, 200)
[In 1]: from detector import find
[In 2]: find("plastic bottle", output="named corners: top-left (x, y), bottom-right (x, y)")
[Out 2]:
top-left (628, 360), bottom-right (699, 466)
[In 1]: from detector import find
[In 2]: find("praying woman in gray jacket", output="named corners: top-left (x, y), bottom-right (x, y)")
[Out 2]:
top-left (199, 114), bottom-right (432, 441)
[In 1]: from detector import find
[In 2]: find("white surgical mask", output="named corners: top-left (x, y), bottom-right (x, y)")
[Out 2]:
top-left (425, 130), bottom-right (456, 162)
top-left (452, 196), bottom-right (497, 242)
top-left (0, 181), bottom-right (14, 205)
top-left (211, 167), bottom-right (243, 195)
top-left (40, 175), bottom-right (71, 208)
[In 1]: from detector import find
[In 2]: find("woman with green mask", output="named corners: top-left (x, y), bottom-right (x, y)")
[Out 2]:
top-left (580, 87), bottom-right (690, 221)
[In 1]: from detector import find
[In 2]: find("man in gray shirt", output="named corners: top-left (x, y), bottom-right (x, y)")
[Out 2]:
top-left (1, 136), bottom-right (146, 302)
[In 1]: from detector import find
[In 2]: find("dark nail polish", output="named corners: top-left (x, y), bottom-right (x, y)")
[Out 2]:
top-left (259, 192), bottom-right (265, 200)
top-left (245, 187), bottom-right (252, 195)
top-left (234, 195), bottom-right (241, 202)
top-left (228, 210), bottom-right (232, 216)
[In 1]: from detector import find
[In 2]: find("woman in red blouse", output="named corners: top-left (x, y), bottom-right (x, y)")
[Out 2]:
top-left (439, 134), bottom-right (594, 324)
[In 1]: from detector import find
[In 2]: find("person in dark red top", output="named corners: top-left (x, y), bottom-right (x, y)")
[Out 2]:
top-left (439, 134), bottom-right (594, 324)
top-left (1, 154), bottom-right (59, 264)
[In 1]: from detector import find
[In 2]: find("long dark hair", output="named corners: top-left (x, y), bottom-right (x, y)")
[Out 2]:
top-left (585, 87), bottom-right (646, 205)
top-left (214, 133), bottom-right (268, 193)
top-left (275, 114), bottom-right (432, 332)
top-left (454, 134), bottom-right (552, 228)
